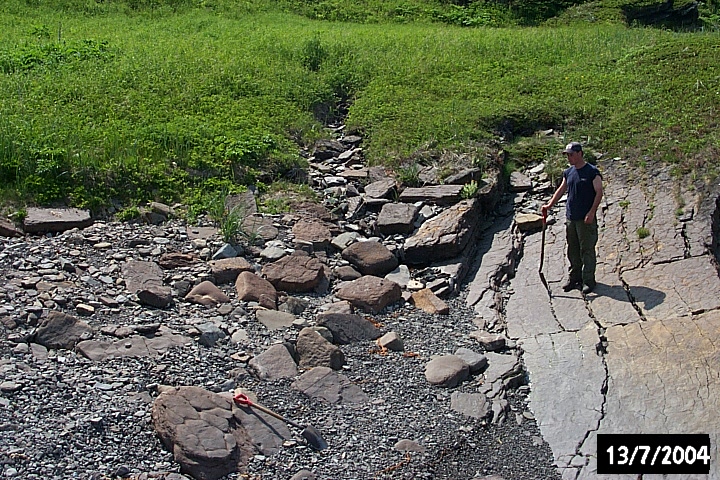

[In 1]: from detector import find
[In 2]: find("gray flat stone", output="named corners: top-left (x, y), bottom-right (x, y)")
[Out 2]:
top-left (291, 366), bottom-right (368, 404)
top-left (256, 310), bottom-right (295, 331)
top-left (23, 207), bottom-right (93, 234)
top-left (248, 344), bottom-right (298, 380)
top-left (376, 203), bottom-right (418, 235)
top-left (450, 392), bottom-right (491, 420)
top-left (316, 313), bottom-right (381, 344)
top-left (398, 184), bottom-right (463, 206)
top-left (522, 325), bottom-right (606, 471)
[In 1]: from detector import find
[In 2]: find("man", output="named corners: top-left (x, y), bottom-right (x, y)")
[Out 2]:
top-left (541, 142), bottom-right (603, 294)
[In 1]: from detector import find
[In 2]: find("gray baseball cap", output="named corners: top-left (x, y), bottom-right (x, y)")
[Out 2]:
top-left (562, 142), bottom-right (583, 154)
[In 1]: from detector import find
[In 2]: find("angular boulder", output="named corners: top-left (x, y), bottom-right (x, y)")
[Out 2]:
top-left (335, 276), bottom-right (402, 314)
top-left (296, 328), bottom-right (345, 370)
top-left (235, 272), bottom-right (277, 309)
top-left (292, 220), bottom-right (332, 250)
top-left (248, 344), bottom-right (298, 380)
top-left (262, 254), bottom-right (325, 292)
top-left (341, 241), bottom-right (398, 277)
top-left (403, 199), bottom-right (481, 265)
top-left (376, 203), bottom-right (419, 235)
top-left (411, 288), bottom-right (450, 315)
top-left (209, 257), bottom-right (254, 284)
top-left (34, 311), bottom-right (94, 350)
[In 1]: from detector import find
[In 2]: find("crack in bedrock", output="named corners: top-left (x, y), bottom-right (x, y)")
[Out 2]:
top-left (566, 308), bottom-right (610, 479)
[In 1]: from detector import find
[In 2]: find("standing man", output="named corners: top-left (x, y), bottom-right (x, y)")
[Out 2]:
top-left (542, 142), bottom-right (603, 294)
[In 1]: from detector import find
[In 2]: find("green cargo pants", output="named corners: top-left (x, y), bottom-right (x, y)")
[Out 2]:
top-left (566, 219), bottom-right (598, 285)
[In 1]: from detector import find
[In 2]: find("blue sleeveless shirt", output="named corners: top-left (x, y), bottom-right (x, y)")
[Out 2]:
top-left (563, 163), bottom-right (601, 221)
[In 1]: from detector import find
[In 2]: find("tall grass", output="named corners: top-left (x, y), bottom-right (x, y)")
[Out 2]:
top-left (0, 2), bottom-right (719, 211)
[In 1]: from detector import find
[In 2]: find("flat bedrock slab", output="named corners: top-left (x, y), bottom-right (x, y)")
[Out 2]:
top-left (522, 325), bottom-right (607, 472)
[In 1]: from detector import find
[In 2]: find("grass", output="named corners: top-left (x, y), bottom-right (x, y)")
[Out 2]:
top-left (0, 0), bottom-right (719, 214)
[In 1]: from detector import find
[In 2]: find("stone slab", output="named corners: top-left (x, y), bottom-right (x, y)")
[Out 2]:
top-left (23, 207), bottom-right (93, 234)
top-left (521, 325), bottom-right (606, 472)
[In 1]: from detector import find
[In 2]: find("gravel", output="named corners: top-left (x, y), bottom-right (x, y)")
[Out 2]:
top-left (0, 219), bottom-right (561, 480)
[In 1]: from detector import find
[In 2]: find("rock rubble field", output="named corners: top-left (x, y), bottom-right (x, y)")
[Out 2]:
top-left (2, 132), bottom-right (720, 480)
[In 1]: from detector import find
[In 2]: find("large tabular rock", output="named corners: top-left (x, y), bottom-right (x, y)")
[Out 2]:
top-left (425, 355), bottom-right (469, 388)
top-left (515, 213), bottom-right (543, 232)
top-left (363, 179), bottom-right (396, 199)
top-left (185, 281), bottom-right (230, 306)
top-left (292, 220), bottom-right (332, 250)
top-left (77, 327), bottom-right (191, 360)
top-left (209, 257), bottom-right (254, 284)
top-left (316, 313), bottom-right (382, 344)
top-left (296, 328), bottom-right (345, 370)
top-left (34, 311), bottom-right (94, 350)
top-left (23, 207), bottom-right (93, 234)
top-left (235, 272), bottom-right (277, 309)
top-left (376, 203), bottom-right (419, 235)
top-left (262, 253), bottom-right (325, 292)
top-left (341, 241), bottom-right (398, 277)
top-left (403, 199), bottom-right (481, 265)
top-left (151, 386), bottom-right (255, 480)
top-left (335, 276), bottom-right (402, 314)
top-left (398, 185), bottom-right (463, 206)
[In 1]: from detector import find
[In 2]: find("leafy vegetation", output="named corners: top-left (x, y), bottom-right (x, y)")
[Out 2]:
top-left (461, 180), bottom-right (480, 199)
top-left (0, 0), bottom-right (718, 216)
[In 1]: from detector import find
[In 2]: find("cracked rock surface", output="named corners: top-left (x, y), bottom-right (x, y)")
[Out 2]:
top-left (468, 160), bottom-right (720, 479)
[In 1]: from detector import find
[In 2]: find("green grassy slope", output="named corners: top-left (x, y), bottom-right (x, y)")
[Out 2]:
top-left (0, 1), bottom-right (718, 213)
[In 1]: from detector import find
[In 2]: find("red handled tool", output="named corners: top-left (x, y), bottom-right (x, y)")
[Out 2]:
top-left (233, 393), bottom-right (328, 451)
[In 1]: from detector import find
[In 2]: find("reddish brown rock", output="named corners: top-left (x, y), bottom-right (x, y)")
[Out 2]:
top-left (411, 288), bottom-right (450, 315)
top-left (210, 257), bottom-right (254, 284)
top-left (152, 386), bottom-right (255, 480)
top-left (185, 281), bottom-right (230, 306)
top-left (262, 254), bottom-right (325, 292)
top-left (158, 252), bottom-right (197, 269)
top-left (0, 218), bottom-right (22, 237)
top-left (292, 219), bottom-right (332, 250)
top-left (235, 271), bottom-right (277, 309)
top-left (296, 328), bottom-right (345, 370)
top-left (341, 241), bottom-right (398, 277)
top-left (335, 276), bottom-right (402, 314)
